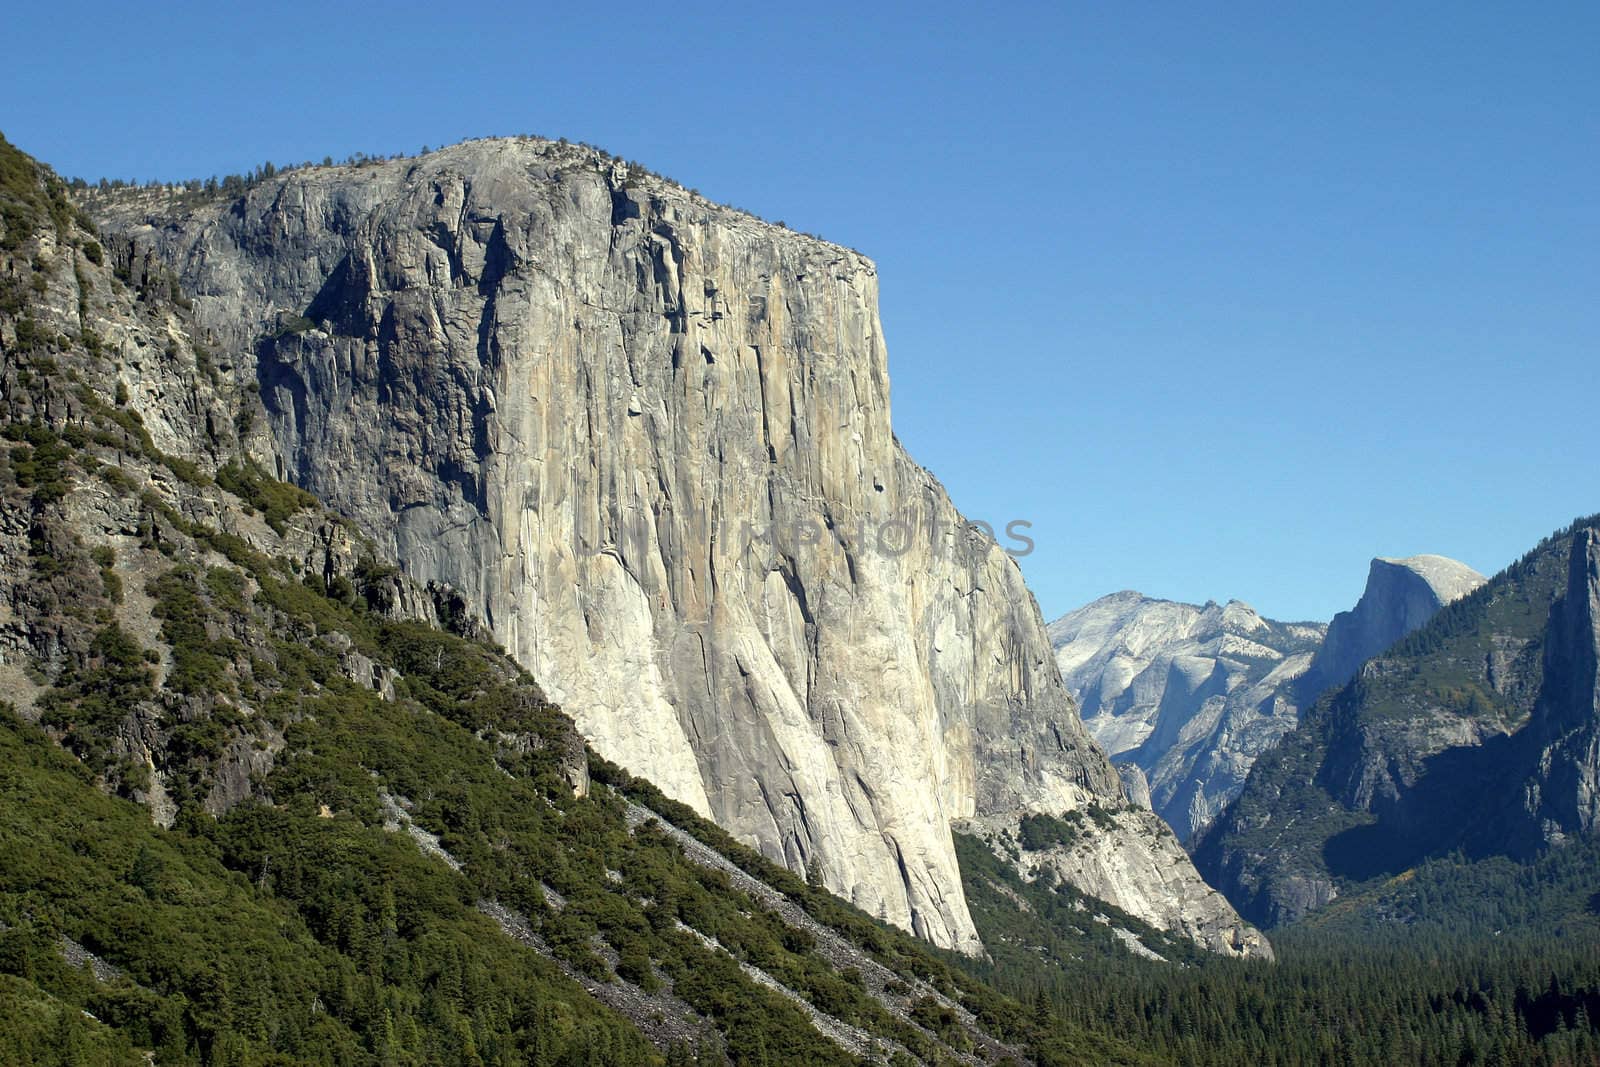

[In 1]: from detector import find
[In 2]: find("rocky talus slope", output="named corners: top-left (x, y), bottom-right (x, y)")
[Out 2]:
top-left (1193, 518), bottom-right (1599, 928)
top-left (93, 137), bottom-right (1264, 958)
top-left (0, 132), bottom-right (1154, 1065)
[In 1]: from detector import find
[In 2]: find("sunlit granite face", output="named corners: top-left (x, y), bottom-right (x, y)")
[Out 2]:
top-left (97, 137), bottom-right (1265, 958)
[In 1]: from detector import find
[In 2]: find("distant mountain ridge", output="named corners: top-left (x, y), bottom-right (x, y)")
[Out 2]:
top-left (1192, 518), bottom-right (1599, 929)
top-left (1051, 555), bottom-right (1484, 841)
top-left (1049, 594), bottom-right (1325, 840)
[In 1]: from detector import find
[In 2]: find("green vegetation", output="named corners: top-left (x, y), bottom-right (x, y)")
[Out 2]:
top-left (1017, 804), bottom-right (1122, 853)
top-left (4, 420), bottom-right (75, 506)
top-left (1, 132), bottom-right (80, 251)
top-left (38, 624), bottom-right (156, 774)
top-left (1018, 813), bottom-right (1080, 852)
top-left (215, 461), bottom-right (318, 533)
top-left (91, 545), bottom-right (124, 603)
top-left (150, 567), bottom-right (242, 697)
top-left (593, 764), bottom-right (1148, 1066)
top-left (6, 513), bottom-right (1151, 1063)
top-left (1298, 838), bottom-right (1600, 944)
top-left (956, 827), bottom-right (1600, 1066)
top-left (0, 703), bottom-right (653, 1066)
top-left (0, 973), bottom-right (143, 1067)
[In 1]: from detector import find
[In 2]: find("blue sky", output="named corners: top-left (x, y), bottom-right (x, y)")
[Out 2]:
top-left (6, 2), bottom-right (1595, 620)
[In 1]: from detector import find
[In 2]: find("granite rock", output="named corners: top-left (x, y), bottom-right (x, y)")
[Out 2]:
top-left (95, 138), bottom-right (1262, 956)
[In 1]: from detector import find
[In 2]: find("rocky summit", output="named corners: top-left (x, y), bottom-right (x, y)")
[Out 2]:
top-left (92, 138), bottom-right (1264, 958)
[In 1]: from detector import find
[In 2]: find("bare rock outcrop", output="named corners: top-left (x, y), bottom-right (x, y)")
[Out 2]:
top-left (1522, 529), bottom-right (1600, 840)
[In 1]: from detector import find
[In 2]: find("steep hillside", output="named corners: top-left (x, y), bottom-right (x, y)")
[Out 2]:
top-left (88, 136), bottom-right (1261, 958)
top-left (1049, 595), bottom-right (1323, 840)
top-left (1193, 516), bottom-right (1600, 928)
top-left (0, 131), bottom-right (1148, 1067)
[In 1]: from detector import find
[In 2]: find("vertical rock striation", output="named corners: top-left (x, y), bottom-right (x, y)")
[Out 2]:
top-left (1522, 529), bottom-right (1600, 840)
top-left (95, 138), bottom-right (1260, 956)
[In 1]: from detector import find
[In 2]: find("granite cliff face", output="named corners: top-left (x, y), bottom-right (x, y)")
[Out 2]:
top-left (1193, 520), bottom-right (1597, 928)
top-left (0, 140), bottom-right (1131, 1061)
top-left (1520, 529), bottom-right (1600, 842)
top-left (95, 138), bottom-right (1262, 957)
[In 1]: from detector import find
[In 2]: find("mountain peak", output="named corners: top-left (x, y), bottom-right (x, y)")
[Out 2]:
top-left (1053, 554), bottom-right (1483, 843)
top-left (1294, 554), bottom-right (1486, 706)
top-left (1373, 554), bottom-right (1487, 606)
top-left (1196, 518), bottom-right (1600, 930)
top-left (1049, 590), bottom-right (1325, 839)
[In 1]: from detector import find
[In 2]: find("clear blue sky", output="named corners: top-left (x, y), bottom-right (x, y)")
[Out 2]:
top-left (6, 2), bottom-right (1595, 621)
